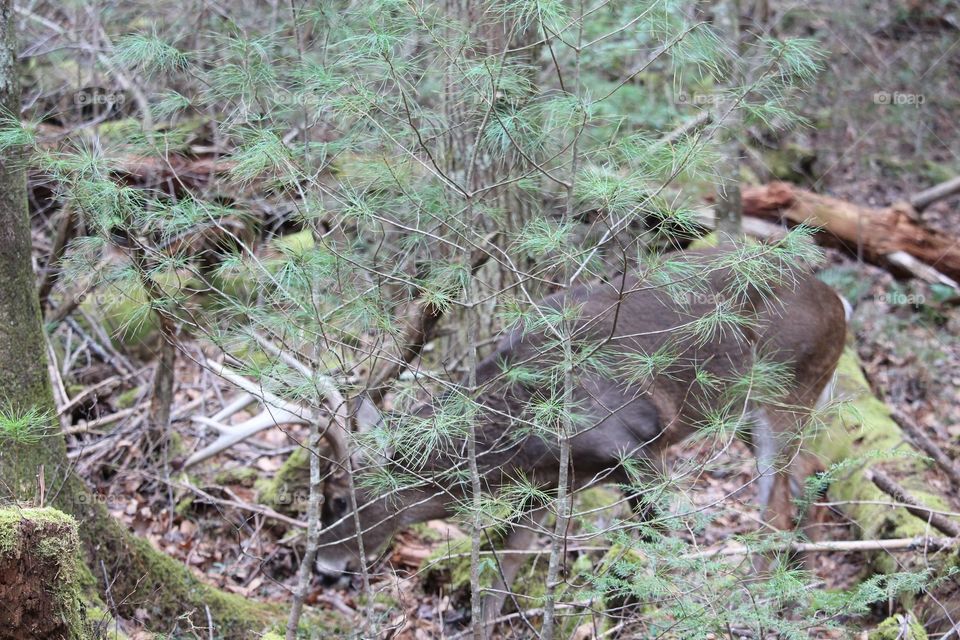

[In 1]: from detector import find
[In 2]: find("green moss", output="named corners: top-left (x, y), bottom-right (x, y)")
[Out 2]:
top-left (85, 606), bottom-right (128, 640)
top-left (921, 160), bottom-right (957, 187)
top-left (47, 470), bottom-right (280, 638)
top-left (256, 445), bottom-right (310, 514)
top-left (273, 230), bottom-right (315, 256)
top-left (117, 525), bottom-right (280, 633)
top-left (174, 494), bottom-right (195, 516)
top-left (113, 387), bottom-right (142, 409)
top-left (575, 487), bottom-right (624, 517)
top-left (688, 234), bottom-right (720, 250)
top-left (811, 349), bottom-right (951, 573)
top-left (215, 466), bottom-right (260, 487)
top-left (408, 522), bottom-right (451, 543)
top-left (688, 232), bottom-right (758, 251)
top-left (424, 536), bottom-right (476, 591)
top-left (869, 613), bottom-right (927, 640)
top-left (0, 508), bottom-right (88, 639)
top-left (38, 525), bottom-right (81, 561)
top-left (0, 507), bottom-right (76, 556)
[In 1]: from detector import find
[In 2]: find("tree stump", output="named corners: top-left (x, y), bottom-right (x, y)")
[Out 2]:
top-left (0, 508), bottom-right (87, 640)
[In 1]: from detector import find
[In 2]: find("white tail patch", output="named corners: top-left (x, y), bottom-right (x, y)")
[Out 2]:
top-left (838, 293), bottom-right (853, 323)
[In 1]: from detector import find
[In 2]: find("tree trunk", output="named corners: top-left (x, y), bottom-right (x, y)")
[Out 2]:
top-left (0, 4), bottom-right (274, 636)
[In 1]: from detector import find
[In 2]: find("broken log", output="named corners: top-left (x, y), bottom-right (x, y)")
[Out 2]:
top-left (740, 181), bottom-right (960, 283)
top-left (810, 347), bottom-right (960, 636)
top-left (0, 508), bottom-right (88, 639)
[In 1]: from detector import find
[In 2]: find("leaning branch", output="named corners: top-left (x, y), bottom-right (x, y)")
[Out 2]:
top-left (867, 468), bottom-right (960, 538)
top-left (890, 409), bottom-right (960, 486)
top-left (910, 175), bottom-right (960, 211)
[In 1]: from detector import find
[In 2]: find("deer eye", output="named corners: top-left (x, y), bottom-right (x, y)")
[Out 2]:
top-left (332, 497), bottom-right (348, 513)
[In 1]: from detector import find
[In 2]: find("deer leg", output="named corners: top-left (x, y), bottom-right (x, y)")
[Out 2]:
top-left (753, 400), bottom-right (830, 531)
top-left (481, 507), bottom-right (548, 636)
top-left (750, 405), bottom-right (793, 530)
top-left (750, 400), bottom-right (833, 575)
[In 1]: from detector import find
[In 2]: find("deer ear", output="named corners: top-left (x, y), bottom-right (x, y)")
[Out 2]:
top-left (351, 394), bottom-right (383, 433)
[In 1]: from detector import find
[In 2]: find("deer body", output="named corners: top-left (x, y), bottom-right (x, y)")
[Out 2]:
top-left (314, 249), bottom-right (847, 620)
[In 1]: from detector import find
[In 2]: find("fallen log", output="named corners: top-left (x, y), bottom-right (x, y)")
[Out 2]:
top-left (867, 468), bottom-right (960, 538)
top-left (812, 349), bottom-right (960, 635)
top-left (810, 349), bottom-right (956, 571)
top-left (740, 181), bottom-right (960, 284)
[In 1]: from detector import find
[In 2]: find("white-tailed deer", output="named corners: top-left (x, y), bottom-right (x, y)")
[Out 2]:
top-left (310, 247), bottom-right (847, 624)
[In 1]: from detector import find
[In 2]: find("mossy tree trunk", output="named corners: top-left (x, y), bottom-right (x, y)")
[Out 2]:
top-left (0, 4), bottom-right (274, 636)
top-left (0, 0), bottom-right (63, 504)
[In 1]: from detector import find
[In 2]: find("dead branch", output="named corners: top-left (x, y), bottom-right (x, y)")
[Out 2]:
top-left (173, 479), bottom-right (308, 529)
top-left (56, 369), bottom-right (144, 417)
top-left (182, 362), bottom-right (314, 469)
top-left (65, 407), bottom-right (141, 435)
top-left (867, 468), bottom-right (960, 538)
top-left (910, 175), bottom-right (960, 211)
top-left (886, 251), bottom-right (959, 289)
top-left (686, 536), bottom-right (958, 559)
top-left (890, 409), bottom-right (960, 486)
top-left (37, 205), bottom-right (76, 311)
top-left (694, 206), bottom-right (789, 242)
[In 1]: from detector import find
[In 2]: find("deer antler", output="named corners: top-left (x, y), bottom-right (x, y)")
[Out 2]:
top-left (183, 356), bottom-right (351, 470)
top-left (250, 333), bottom-right (351, 469)
top-left (366, 231), bottom-right (498, 406)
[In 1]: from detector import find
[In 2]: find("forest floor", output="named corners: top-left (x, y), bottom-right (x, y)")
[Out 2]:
top-left (28, 3), bottom-right (960, 636)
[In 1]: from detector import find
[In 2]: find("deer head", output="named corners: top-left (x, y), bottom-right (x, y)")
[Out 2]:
top-left (312, 396), bottom-right (440, 582)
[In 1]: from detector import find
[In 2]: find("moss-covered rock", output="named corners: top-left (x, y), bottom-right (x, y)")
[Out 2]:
top-left (0, 508), bottom-right (88, 639)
